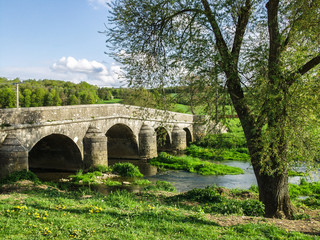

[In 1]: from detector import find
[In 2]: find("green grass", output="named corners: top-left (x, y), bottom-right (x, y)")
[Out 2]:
top-left (111, 162), bottom-right (143, 178)
top-left (186, 144), bottom-right (250, 161)
top-left (0, 171), bottom-right (318, 239)
top-left (144, 180), bottom-right (176, 192)
top-left (289, 178), bottom-right (320, 208)
top-left (171, 186), bottom-right (265, 217)
top-left (149, 152), bottom-right (244, 175)
top-left (0, 184), bottom-right (315, 240)
top-left (170, 103), bottom-right (192, 113)
top-left (0, 170), bottom-right (41, 185)
top-left (97, 98), bottom-right (123, 104)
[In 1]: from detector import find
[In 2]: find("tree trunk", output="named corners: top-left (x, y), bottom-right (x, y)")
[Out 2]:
top-left (225, 73), bottom-right (294, 219)
top-left (252, 161), bottom-right (294, 218)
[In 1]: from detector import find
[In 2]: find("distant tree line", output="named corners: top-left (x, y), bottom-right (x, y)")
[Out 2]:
top-left (0, 77), bottom-right (129, 108)
top-left (0, 77), bottom-right (231, 116)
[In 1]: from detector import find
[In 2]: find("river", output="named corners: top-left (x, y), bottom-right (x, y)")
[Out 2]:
top-left (33, 159), bottom-right (319, 193)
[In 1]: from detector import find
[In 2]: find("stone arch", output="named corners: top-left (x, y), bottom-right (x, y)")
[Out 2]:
top-left (29, 134), bottom-right (82, 171)
top-left (183, 127), bottom-right (193, 146)
top-left (106, 123), bottom-right (139, 159)
top-left (155, 126), bottom-right (171, 152)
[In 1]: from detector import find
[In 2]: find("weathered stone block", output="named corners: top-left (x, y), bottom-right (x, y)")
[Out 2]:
top-left (83, 126), bottom-right (108, 169)
top-left (0, 134), bottom-right (28, 179)
top-left (139, 124), bottom-right (157, 159)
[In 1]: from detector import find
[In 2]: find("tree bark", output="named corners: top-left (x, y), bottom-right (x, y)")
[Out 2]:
top-left (254, 167), bottom-right (294, 218)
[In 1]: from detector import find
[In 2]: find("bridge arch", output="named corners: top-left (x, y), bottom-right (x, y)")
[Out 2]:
top-left (106, 123), bottom-right (139, 159)
top-left (29, 134), bottom-right (82, 171)
top-left (155, 126), bottom-right (171, 152)
top-left (183, 127), bottom-right (193, 146)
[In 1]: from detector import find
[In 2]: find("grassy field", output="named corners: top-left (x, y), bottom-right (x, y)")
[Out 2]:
top-left (0, 168), bottom-right (319, 239)
top-left (97, 99), bottom-right (123, 104)
top-left (0, 179), bottom-right (319, 240)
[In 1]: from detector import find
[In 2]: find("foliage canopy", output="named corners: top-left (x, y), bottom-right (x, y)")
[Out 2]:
top-left (105, 0), bottom-right (320, 218)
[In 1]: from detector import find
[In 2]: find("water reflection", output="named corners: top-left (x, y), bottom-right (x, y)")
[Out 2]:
top-left (146, 160), bottom-right (257, 192)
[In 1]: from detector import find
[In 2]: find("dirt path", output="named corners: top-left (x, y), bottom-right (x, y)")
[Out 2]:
top-left (207, 214), bottom-right (320, 235)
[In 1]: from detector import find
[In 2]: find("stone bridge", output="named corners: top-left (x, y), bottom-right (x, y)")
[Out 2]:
top-left (0, 104), bottom-right (211, 178)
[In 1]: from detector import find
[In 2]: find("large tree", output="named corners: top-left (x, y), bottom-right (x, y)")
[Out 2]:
top-left (105, 0), bottom-right (320, 218)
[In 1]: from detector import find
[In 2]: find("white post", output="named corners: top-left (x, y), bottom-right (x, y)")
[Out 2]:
top-left (16, 83), bottom-right (19, 108)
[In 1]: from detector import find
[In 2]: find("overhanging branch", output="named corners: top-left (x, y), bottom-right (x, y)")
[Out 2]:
top-left (298, 55), bottom-right (320, 75)
top-left (287, 54), bottom-right (320, 86)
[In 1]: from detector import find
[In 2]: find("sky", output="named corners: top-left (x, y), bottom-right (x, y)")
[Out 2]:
top-left (0, 0), bottom-right (125, 87)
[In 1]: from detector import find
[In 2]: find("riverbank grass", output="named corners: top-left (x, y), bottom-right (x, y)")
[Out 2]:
top-left (149, 152), bottom-right (243, 175)
top-left (186, 144), bottom-right (250, 161)
top-left (0, 181), bottom-right (317, 239)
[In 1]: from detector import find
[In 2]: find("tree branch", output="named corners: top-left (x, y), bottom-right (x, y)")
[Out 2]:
top-left (298, 55), bottom-right (320, 75)
top-left (266, 0), bottom-right (281, 83)
top-left (231, 0), bottom-right (252, 66)
top-left (287, 55), bottom-right (320, 86)
top-left (201, 0), bottom-right (231, 71)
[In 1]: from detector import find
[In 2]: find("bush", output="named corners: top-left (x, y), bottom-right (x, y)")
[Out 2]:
top-left (289, 179), bottom-right (320, 199)
top-left (88, 165), bottom-right (110, 173)
top-left (183, 186), bottom-right (223, 203)
top-left (203, 199), bottom-right (264, 216)
top-left (208, 199), bottom-right (243, 215)
top-left (69, 170), bottom-right (102, 184)
top-left (133, 179), bottom-right (151, 185)
top-left (111, 163), bottom-right (143, 178)
top-left (144, 180), bottom-right (176, 192)
top-left (0, 170), bottom-right (40, 185)
top-left (196, 133), bottom-right (247, 149)
top-left (105, 179), bottom-right (122, 186)
top-left (241, 199), bottom-right (265, 216)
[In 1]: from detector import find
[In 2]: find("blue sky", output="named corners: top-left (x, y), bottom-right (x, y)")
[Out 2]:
top-left (0, 0), bottom-right (123, 87)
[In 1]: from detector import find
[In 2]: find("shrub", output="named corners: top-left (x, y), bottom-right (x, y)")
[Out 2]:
top-left (241, 199), bottom-right (265, 216)
top-left (208, 199), bottom-right (243, 215)
top-left (249, 185), bottom-right (259, 193)
top-left (203, 199), bottom-right (264, 216)
top-left (196, 133), bottom-right (247, 149)
top-left (133, 179), bottom-right (151, 185)
top-left (69, 170), bottom-right (102, 184)
top-left (186, 144), bottom-right (250, 162)
top-left (144, 180), bottom-right (176, 192)
top-left (289, 179), bottom-right (320, 199)
top-left (183, 186), bottom-right (223, 203)
top-left (111, 163), bottom-right (143, 178)
top-left (88, 165), bottom-right (110, 173)
top-left (105, 179), bottom-right (122, 186)
top-left (0, 169), bottom-right (40, 185)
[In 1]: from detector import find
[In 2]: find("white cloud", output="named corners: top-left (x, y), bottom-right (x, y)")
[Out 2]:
top-left (51, 56), bottom-right (123, 87)
top-left (88, 0), bottom-right (110, 9)
top-left (0, 57), bottom-right (123, 87)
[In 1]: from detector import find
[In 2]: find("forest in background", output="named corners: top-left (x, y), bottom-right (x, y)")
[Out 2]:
top-left (0, 77), bottom-right (234, 117)
top-left (0, 77), bottom-right (132, 108)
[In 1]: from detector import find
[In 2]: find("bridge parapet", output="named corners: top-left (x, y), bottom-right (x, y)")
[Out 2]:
top-left (0, 104), bottom-right (194, 127)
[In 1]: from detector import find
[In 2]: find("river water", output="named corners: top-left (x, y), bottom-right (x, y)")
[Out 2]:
top-left (145, 161), bottom-right (257, 192)
top-left (34, 159), bottom-right (319, 193)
